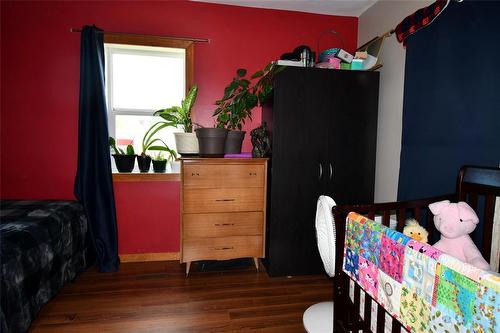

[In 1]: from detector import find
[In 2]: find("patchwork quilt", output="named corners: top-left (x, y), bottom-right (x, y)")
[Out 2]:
top-left (0, 200), bottom-right (93, 333)
top-left (343, 212), bottom-right (500, 333)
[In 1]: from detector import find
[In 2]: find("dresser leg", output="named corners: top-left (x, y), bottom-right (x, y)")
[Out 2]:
top-left (186, 262), bottom-right (191, 277)
top-left (253, 258), bottom-right (259, 272)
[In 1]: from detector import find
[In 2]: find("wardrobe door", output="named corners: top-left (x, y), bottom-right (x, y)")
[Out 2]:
top-left (327, 71), bottom-right (379, 205)
top-left (267, 68), bottom-right (327, 275)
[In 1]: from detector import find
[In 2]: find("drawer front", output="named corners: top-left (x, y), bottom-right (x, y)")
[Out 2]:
top-left (183, 164), bottom-right (264, 188)
top-left (183, 188), bottom-right (264, 213)
top-left (182, 236), bottom-right (263, 262)
top-left (183, 212), bottom-right (263, 238)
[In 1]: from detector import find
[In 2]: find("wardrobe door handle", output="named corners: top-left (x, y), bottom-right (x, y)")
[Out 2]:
top-left (329, 163), bottom-right (333, 181)
top-left (318, 163), bottom-right (323, 180)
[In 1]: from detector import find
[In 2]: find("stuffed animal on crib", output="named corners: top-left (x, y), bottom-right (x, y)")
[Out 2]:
top-left (429, 200), bottom-right (491, 271)
top-left (403, 219), bottom-right (428, 243)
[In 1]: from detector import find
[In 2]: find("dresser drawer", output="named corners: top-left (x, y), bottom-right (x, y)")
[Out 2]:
top-left (183, 164), bottom-right (264, 188)
top-left (183, 188), bottom-right (264, 213)
top-left (183, 212), bottom-right (263, 238)
top-left (182, 236), bottom-right (263, 262)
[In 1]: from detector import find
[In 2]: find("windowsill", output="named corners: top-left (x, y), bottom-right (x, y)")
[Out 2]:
top-left (112, 171), bottom-right (180, 182)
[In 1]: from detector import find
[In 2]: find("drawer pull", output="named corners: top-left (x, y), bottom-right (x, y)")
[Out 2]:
top-left (214, 246), bottom-right (234, 250)
top-left (248, 172), bottom-right (257, 176)
top-left (191, 172), bottom-right (200, 176)
top-left (215, 199), bottom-right (235, 202)
top-left (214, 223), bottom-right (235, 226)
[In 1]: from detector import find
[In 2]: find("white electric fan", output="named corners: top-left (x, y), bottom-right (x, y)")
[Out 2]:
top-left (303, 195), bottom-right (336, 333)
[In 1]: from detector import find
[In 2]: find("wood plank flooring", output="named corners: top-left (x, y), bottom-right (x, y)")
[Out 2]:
top-left (30, 260), bottom-right (332, 332)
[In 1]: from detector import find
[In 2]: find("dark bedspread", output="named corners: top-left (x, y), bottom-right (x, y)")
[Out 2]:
top-left (0, 200), bottom-right (93, 333)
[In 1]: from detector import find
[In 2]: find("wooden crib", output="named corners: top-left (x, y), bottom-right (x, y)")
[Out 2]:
top-left (332, 165), bottom-right (500, 333)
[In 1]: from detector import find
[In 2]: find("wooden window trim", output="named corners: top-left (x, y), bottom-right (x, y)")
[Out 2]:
top-left (112, 172), bottom-right (180, 182)
top-left (103, 34), bottom-right (194, 93)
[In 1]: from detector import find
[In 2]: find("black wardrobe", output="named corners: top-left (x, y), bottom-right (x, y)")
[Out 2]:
top-left (262, 67), bottom-right (380, 276)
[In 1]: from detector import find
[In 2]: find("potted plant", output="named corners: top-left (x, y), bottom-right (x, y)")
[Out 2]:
top-left (152, 148), bottom-right (177, 173)
top-left (138, 121), bottom-right (174, 173)
top-left (154, 85), bottom-right (199, 156)
top-left (213, 64), bottom-right (283, 154)
top-left (109, 137), bottom-right (136, 172)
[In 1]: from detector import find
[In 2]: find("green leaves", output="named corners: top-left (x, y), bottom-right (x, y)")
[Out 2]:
top-left (126, 144), bottom-right (135, 155)
top-left (109, 136), bottom-right (126, 155)
top-left (236, 68), bottom-right (247, 77)
top-left (214, 64), bottom-right (283, 130)
top-left (153, 85), bottom-right (198, 133)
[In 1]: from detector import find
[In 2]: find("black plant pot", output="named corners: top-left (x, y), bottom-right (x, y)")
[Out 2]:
top-left (137, 155), bottom-right (152, 173)
top-left (152, 160), bottom-right (167, 173)
top-left (195, 128), bottom-right (228, 157)
top-left (112, 154), bottom-right (136, 173)
top-left (224, 130), bottom-right (246, 154)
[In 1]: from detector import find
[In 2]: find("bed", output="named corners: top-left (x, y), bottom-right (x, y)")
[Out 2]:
top-left (0, 200), bottom-right (93, 333)
top-left (332, 165), bottom-right (500, 333)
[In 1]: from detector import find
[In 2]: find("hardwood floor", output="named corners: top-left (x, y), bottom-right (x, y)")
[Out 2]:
top-left (30, 260), bottom-right (332, 332)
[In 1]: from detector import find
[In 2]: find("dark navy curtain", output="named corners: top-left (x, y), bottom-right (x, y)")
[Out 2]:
top-left (398, 0), bottom-right (500, 201)
top-left (74, 25), bottom-right (119, 272)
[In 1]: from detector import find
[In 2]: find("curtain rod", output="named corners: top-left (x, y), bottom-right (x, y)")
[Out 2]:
top-left (70, 28), bottom-right (210, 43)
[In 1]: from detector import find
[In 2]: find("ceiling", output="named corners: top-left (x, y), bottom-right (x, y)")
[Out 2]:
top-left (192, 0), bottom-right (377, 17)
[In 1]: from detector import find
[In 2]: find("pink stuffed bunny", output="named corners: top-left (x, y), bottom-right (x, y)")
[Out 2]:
top-left (429, 200), bottom-right (491, 271)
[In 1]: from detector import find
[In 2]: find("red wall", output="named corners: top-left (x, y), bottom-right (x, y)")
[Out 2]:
top-left (1, 1), bottom-right (357, 254)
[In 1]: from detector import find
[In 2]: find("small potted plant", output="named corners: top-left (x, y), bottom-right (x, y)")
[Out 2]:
top-left (154, 85), bottom-right (199, 156)
top-left (138, 121), bottom-right (173, 172)
top-left (152, 148), bottom-right (177, 173)
top-left (109, 137), bottom-right (136, 172)
top-left (213, 64), bottom-right (284, 154)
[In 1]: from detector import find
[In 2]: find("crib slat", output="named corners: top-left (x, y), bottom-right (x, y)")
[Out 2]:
top-left (363, 295), bottom-right (372, 332)
top-left (482, 194), bottom-right (495, 262)
top-left (468, 193), bottom-right (478, 211)
top-left (376, 304), bottom-right (385, 333)
top-left (414, 207), bottom-right (421, 222)
top-left (354, 284), bottom-right (361, 324)
top-left (382, 210), bottom-right (390, 227)
top-left (427, 209), bottom-right (435, 242)
top-left (397, 208), bottom-right (405, 231)
top-left (391, 318), bottom-right (402, 333)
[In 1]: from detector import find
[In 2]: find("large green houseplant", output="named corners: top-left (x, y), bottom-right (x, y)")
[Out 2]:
top-left (109, 137), bottom-right (136, 172)
top-left (212, 63), bottom-right (283, 154)
top-left (154, 85), bottom-right (199, 156)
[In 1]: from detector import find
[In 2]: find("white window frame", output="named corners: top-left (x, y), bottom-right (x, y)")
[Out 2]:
top-left (104, 33), bottom-right (194, 141)
top-left (104, 44), bottom-right (186, 138)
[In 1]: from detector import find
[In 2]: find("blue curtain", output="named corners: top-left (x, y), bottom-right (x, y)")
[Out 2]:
top-left (398, 0), bottom-right (500, 201)
top-left (74, 25), bottom-right (119, 272)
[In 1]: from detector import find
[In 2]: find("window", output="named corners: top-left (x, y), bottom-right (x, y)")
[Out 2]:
top-left (104, 35), bottom-right (194, 160)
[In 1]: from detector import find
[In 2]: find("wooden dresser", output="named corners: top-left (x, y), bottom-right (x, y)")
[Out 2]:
top-left (180, 158), bottom-right (268, 275)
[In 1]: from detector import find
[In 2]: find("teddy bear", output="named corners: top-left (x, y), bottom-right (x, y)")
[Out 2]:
top-left (429, 200), bottom-right (490, 271)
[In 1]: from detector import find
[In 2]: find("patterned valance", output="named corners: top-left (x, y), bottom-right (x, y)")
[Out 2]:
top-left (395, 0), bottom-right (450, 46)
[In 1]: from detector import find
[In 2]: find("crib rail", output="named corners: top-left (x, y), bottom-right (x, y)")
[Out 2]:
top-left (332, 165), bottom-right (500, 333)
top-left (332, 194), bottom-right (454, 333)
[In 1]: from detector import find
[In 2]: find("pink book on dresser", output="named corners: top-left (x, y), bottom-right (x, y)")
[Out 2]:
top-left (224, 153), bottom-right (252, 158)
